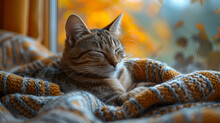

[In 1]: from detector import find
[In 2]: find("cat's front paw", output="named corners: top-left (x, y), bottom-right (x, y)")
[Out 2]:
top-left (127, 82), bottom-right (156, 91)
top-left (136, 82), bottom-right (157, 87)
top-left (119, 93), bottom-right (130, 102)
top-left (119, 86), bottom-right (147, 104)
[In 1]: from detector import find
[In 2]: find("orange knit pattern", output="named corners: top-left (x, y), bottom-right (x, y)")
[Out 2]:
top-left (0, 72), bottom-right (61, 97)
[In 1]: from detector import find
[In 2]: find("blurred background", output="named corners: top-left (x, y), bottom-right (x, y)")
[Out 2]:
top-left (58, 0), bottom-right (220, 73)
top-left (0, 0), bottom-right (220, 73)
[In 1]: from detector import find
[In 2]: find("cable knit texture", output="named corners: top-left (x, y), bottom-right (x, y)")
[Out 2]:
top-left (0, 30), bottom-right (220, 123)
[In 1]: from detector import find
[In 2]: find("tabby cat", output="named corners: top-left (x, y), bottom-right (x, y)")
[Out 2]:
top-left (58, 14), bottom-right (155, 106)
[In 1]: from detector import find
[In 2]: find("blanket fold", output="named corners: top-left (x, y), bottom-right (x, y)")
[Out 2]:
top-left (0, 71), bottom-right (61, 97)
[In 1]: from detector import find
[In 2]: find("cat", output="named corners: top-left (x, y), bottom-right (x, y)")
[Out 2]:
top-left (13, 13), bottom-right (155, 106)
top-left (58, 13), bottom-right (156, 106)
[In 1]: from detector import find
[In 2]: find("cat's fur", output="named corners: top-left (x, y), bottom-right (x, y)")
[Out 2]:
top-left (58, 14), bottom-right (154, 105)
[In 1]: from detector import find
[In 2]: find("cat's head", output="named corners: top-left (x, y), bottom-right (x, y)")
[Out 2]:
top-left (61, 13), bottom-right (126, 78)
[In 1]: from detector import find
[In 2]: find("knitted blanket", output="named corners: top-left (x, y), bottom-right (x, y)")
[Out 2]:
top-left (1, 30), bottom-right (220, 123)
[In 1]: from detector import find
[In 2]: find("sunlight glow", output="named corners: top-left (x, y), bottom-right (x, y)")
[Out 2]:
top-left (169, 0), bottom-right (189, 9)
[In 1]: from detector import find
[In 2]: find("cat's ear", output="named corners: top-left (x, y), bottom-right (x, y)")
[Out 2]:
top-left (65, 14), bottom-right (91, 44)
top-left (103, 13), bottom-right (123, 35)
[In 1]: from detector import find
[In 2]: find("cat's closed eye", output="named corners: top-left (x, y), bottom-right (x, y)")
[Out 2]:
top-left (88, 51), bottom-right (105, 58)
top-left (115, 48), bottom-right (120, 53)
top-left (115, 48), bottom-right (125, 58)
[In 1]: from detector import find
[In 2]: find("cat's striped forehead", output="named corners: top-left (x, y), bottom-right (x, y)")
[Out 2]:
top-left (76, 29), bottom-right (123, 50)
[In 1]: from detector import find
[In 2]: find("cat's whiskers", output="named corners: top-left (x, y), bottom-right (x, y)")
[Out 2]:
top-left (125, 53), bottom-right (135, 58)
top-left (125, 65), bottom-right (135, 72)
top-left (124, 49), bottom-right (137, 58)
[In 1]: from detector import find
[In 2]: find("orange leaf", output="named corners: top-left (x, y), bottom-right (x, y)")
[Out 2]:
top-left (191, 0), bottom-right (197, 3)
top-left (196, 23), bottom-right (205, 32)
top-left (174, 20), bottom-right (184, 29)
top-left (217, 27), bottom-right (220, 38)
top-left (199, 0), bottom-right (203, 6)
top-left (145, 2), bottom-right (161, 17)
top-left (195, 23), bottom-right (209, 40)
top-left (215, 8), bottom-right (220, 15)
top-left (191, 0), bottom-right (203, 6)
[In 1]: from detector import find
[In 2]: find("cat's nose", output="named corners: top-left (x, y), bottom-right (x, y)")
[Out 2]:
top-left (110, 61), bottom-right (118, 68)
